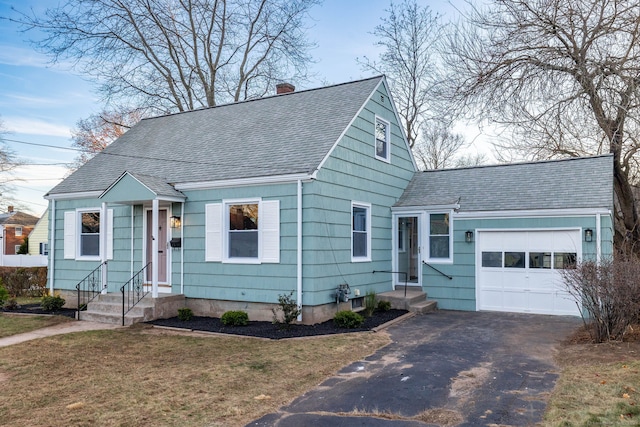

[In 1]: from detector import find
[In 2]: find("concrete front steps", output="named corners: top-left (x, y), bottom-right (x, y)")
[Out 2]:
top-left (78, 293), bottom-right (186, 326)
top-left (377, 288), bottom-right (437, 314)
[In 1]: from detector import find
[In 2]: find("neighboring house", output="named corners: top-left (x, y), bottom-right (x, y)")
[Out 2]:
top-left (28, 209), bottom-right (49, 256)
top-left (0, 207), bottom-right (39, 257)
top-left (44, 76), bottom-right (614, 323)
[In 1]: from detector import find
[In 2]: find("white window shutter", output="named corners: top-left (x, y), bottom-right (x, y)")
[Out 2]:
top-left (63, 211), bottom-right (76, 259)
top-left (261, 200), bottom-right (280, 263)
top-left (205, 203), bottom-right (222, 262)
top-left (106, 209), bottom-right (114, 260)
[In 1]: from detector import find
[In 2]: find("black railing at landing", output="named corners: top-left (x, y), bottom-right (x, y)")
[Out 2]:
top-left (120, 263), bottom-right (151, 326)
top-left (372, 270), bottom-right (409, 297)
top-left (76, 261), bottom-right (107, 320)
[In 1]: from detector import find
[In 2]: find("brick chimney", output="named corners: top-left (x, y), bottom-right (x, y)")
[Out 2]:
top-left (276, 83), bottom-right (295, 94)
top-left (7, 206), bottom-right (13, 213)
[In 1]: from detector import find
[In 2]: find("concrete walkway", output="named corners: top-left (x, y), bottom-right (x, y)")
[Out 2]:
top-left (0, 319), bottom-right (121, 347)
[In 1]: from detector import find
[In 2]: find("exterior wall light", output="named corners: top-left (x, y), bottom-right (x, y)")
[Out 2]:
top-left (465, 230), bottom-right (474, 243)
top-left (584, 228), bottom-right (593, 242)
top-left (170, 216), bottom-right (181, 229)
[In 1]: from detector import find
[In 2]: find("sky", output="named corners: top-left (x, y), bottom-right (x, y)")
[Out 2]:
top-left (0, 0), bottom-right (473, 217)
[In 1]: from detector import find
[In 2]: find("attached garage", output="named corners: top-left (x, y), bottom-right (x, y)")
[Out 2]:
top-left (476, 230), bottom-right (582, 316)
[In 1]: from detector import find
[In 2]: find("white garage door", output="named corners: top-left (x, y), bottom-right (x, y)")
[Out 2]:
top-left (477, 230), bottom-right (581, 316)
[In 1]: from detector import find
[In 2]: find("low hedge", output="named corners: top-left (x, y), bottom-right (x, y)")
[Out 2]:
top-left (0, 267), bottom-right (47, 297)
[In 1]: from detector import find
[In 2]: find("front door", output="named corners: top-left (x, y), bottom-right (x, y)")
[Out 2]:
top-left (395, 215), bottom-right (421, 288)
top-left (146, 209), bottom-right (168, 283)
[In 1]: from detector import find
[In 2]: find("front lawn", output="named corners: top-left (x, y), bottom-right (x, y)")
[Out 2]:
top-left (0, 325), bottom-right (389, 426)
top-left (0, 313), bottom-right (72, 338)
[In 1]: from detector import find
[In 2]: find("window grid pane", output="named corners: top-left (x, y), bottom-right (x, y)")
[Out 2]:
top-left (352, 205), bottom-right (369, 258)
top-left (80, 212), bottom-right (100, 257)
top-left (429, 213), bottom-right (450, 259)
top-left (228, 203), bottom-right (259, 258)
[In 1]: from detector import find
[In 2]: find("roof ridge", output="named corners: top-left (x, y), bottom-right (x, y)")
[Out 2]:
top-left (422, 154), bottom-right (613, 173)
top-left (141, 75), bottom-right (385, 122)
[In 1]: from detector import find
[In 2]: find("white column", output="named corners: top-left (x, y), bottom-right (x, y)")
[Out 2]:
top-left (101, 202), bottom-right (108, 294)
top-left (48, 199), bottom-right (55, 295)
top-left (296, 180), bottom-right (303, 322)
top-left (152, 199), bottom-right (159, 298)
top-left (180, 201), bottom-right (185, 295)
top-left (596, 213), bottom-right (602, 264)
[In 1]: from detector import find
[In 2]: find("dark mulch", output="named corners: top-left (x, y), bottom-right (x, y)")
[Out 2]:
top-left (1, 304), bottom-right (77, 319)
top-left (148, 309), bottom-right (409, 340)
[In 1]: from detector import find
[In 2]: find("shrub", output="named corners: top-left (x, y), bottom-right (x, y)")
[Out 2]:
top-left (377, 300), bottom-right (392, 311)
top-left (334, 310), bottom-right (364, 329)
top-left (221, 310), bottom-right (249, 326)
top-left (560, 256), bottom-right (640, 342)
top-left (4, 298), bottom-right (20, 310)
top-left (272, 291), bottom-right (301, 327)
top-left (41, 295), bottom-right (66, 312)
top-left (0, 283), bottom-right (8, 306)
top-left (177, 307), bottom-right (193, 321)
top-left (363, 290), bottom-right (376, 317)
top-left (0, 267), bottom-right (47, 297)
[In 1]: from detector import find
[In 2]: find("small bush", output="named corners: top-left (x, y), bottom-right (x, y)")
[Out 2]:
top-left (4, 298), bottom-right (20, 310)
top-left (363, 290), bottom-right (376, 317)
top-left (41, 295), bottom-right (65, 312)
top-left (334, 310), bottom-right (364, 329)
top-left (272, 291), bottom-right (301, 327)
top-left (0, 267), bottom-right (47, 297)
top-left (0, 283), bottom-right (8, 305)
top-left (221, 310), bottom-right (249, 326)
top-left (177, 307), bottom-right (193, 321)
top-left (377, 300), bottom-right (392, 311)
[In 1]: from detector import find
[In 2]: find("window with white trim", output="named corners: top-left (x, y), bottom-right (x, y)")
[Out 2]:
top-left (375, 117), bottom-right (390, 162)
top-left (427, 212), bottom-right (452, 263)
top-left (351, 202), bottom-right (371, 262)
top-left (14, 245), bottom-right (21, 254)
top-left (15, 226), bottom-right (22, 237)
top-left (63, 208), bottom-right (113, 260)
top-left (205, 199), bottom-right (280, 263)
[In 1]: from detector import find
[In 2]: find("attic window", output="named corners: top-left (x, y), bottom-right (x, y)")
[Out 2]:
top-left (15, 226), bottom-right (22, 237)
top-left (375, 117), bottom-right (390, 162)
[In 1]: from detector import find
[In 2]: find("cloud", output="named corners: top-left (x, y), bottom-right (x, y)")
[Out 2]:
top-left (5, 117), bottom-right (71, 137)
top-left (0, 44), bottom-right (49, 68)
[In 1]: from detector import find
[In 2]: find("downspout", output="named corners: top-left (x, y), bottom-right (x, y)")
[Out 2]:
top-left (596, 213), bottom-right (602, 264)
top-left (48, 199), bottom-right (56, 295)
top-left (296, 179), bottom-right (303, 322)
top-left (130, 206), bottom-right (134, 279)
top-left (100, 202), bottom-right (108, 293)
top-left (180, 201), bottom-right (185, 294)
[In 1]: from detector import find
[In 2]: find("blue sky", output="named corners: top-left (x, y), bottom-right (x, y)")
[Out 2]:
top-left (0, 0), bottom-right (467, 216)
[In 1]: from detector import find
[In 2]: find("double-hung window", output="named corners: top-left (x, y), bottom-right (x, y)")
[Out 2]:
top-left (63, 208), bottom-right (113, 260)
top-left (375, 117), bottom-right (390, 162)
top-left (80, 211), bottom-right (101, 257)
top-left (15, 226), bottom-right (22, 237)
top-left (351, 202), bottom-right (371, 262)
top-left (205, 199), bottom-right (280, 264)
top-left (427, 212), bottom-right (452, 263)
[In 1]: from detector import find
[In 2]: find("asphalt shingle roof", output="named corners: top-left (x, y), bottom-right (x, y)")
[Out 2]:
top-left (395, 155), bottom-right (613, 211)
top-left (47, 76), bottom-right (384, 196)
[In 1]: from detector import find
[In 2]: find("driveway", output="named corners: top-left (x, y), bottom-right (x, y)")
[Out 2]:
top-left (248, 311), bottom-right (580, 427)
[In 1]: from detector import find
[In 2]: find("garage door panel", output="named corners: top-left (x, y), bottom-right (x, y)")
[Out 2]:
top-left (478, 230), bottom-right (581, 316)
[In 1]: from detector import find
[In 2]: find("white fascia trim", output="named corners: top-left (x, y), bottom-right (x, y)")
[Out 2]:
top-left (392, 204), bottom-right (460, 213)
top-left (45, 191), bottom-right (103, 201)
top-left (454, 207), bottom-right (612, 219)
top-left (154, 195), bottom-right (187, 203)
top-left (476, 226), bottom-right (582, 233)
top-left (175, 173), bottom-right (312, 191)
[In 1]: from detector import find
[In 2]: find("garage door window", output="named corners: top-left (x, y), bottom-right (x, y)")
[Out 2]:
top-left (554, 252), bottom-right (577, 269)
top-left (504, 252), bottom-right (525, 268)
top-left (481, 251), bottom-right (502, 267)
top-left (530, 252), bottom-right (552, 269)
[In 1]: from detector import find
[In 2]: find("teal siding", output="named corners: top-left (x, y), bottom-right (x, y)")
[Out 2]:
top-left (423, 214), bottom-right (615, 311)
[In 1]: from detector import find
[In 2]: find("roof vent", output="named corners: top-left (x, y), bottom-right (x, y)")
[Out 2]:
top-left (276, 83), bottom-right (295, 94)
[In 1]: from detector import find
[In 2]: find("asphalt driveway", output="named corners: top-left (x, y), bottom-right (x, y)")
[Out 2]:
top-left (248, 310), bottom-right (581, 427)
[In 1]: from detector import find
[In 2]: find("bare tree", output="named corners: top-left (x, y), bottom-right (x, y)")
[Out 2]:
top-left (70, 109), bottom-right (144, 168)
top-left (446, 0), bottom-right (640, 250)
top-left (359, 0), bottom-right (445, 149)
top-left (12, 0), bottom-right (319, 113)
top-left (0, 117), bottom-right (24, 212)
top-left (414, 124), bottom-right (466, 169)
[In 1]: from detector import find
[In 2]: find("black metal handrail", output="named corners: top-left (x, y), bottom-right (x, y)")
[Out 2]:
top-left (373, 270), bottom-right (409, 297)
top-left (422, 261), bottom-right (453, 280)
top-left (120, 263), bottom-right (151, 326)
top-left (76, 261), bottom-right (107, 320)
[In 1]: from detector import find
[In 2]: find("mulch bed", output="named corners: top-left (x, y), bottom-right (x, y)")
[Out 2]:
top-left (1, 304), bottom-right (77, 319)
top-left (148, 309), bottom-right (409, 340)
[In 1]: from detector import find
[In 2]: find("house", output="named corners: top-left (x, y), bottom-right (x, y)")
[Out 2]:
top-left (0, 207), bottom-right (39, 259)
top-left (44, 76), bottom-right (614, 324)
top-left (28, 208), bottom-right (49, 256)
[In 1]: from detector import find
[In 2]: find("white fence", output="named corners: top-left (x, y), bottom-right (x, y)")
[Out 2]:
top-left (0, 255), bottom-right (48, 267)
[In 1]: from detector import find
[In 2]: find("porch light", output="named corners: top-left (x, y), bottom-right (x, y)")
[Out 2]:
top-left (465, 230), bottom-right (473, 243)
top-left (584, 228), bottom-right (593, 242)
top-left (170, 216), bottom-right (181, 229)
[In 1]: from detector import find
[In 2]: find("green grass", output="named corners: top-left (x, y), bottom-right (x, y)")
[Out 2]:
top-left (0, 313), bottom-right (72, 338)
